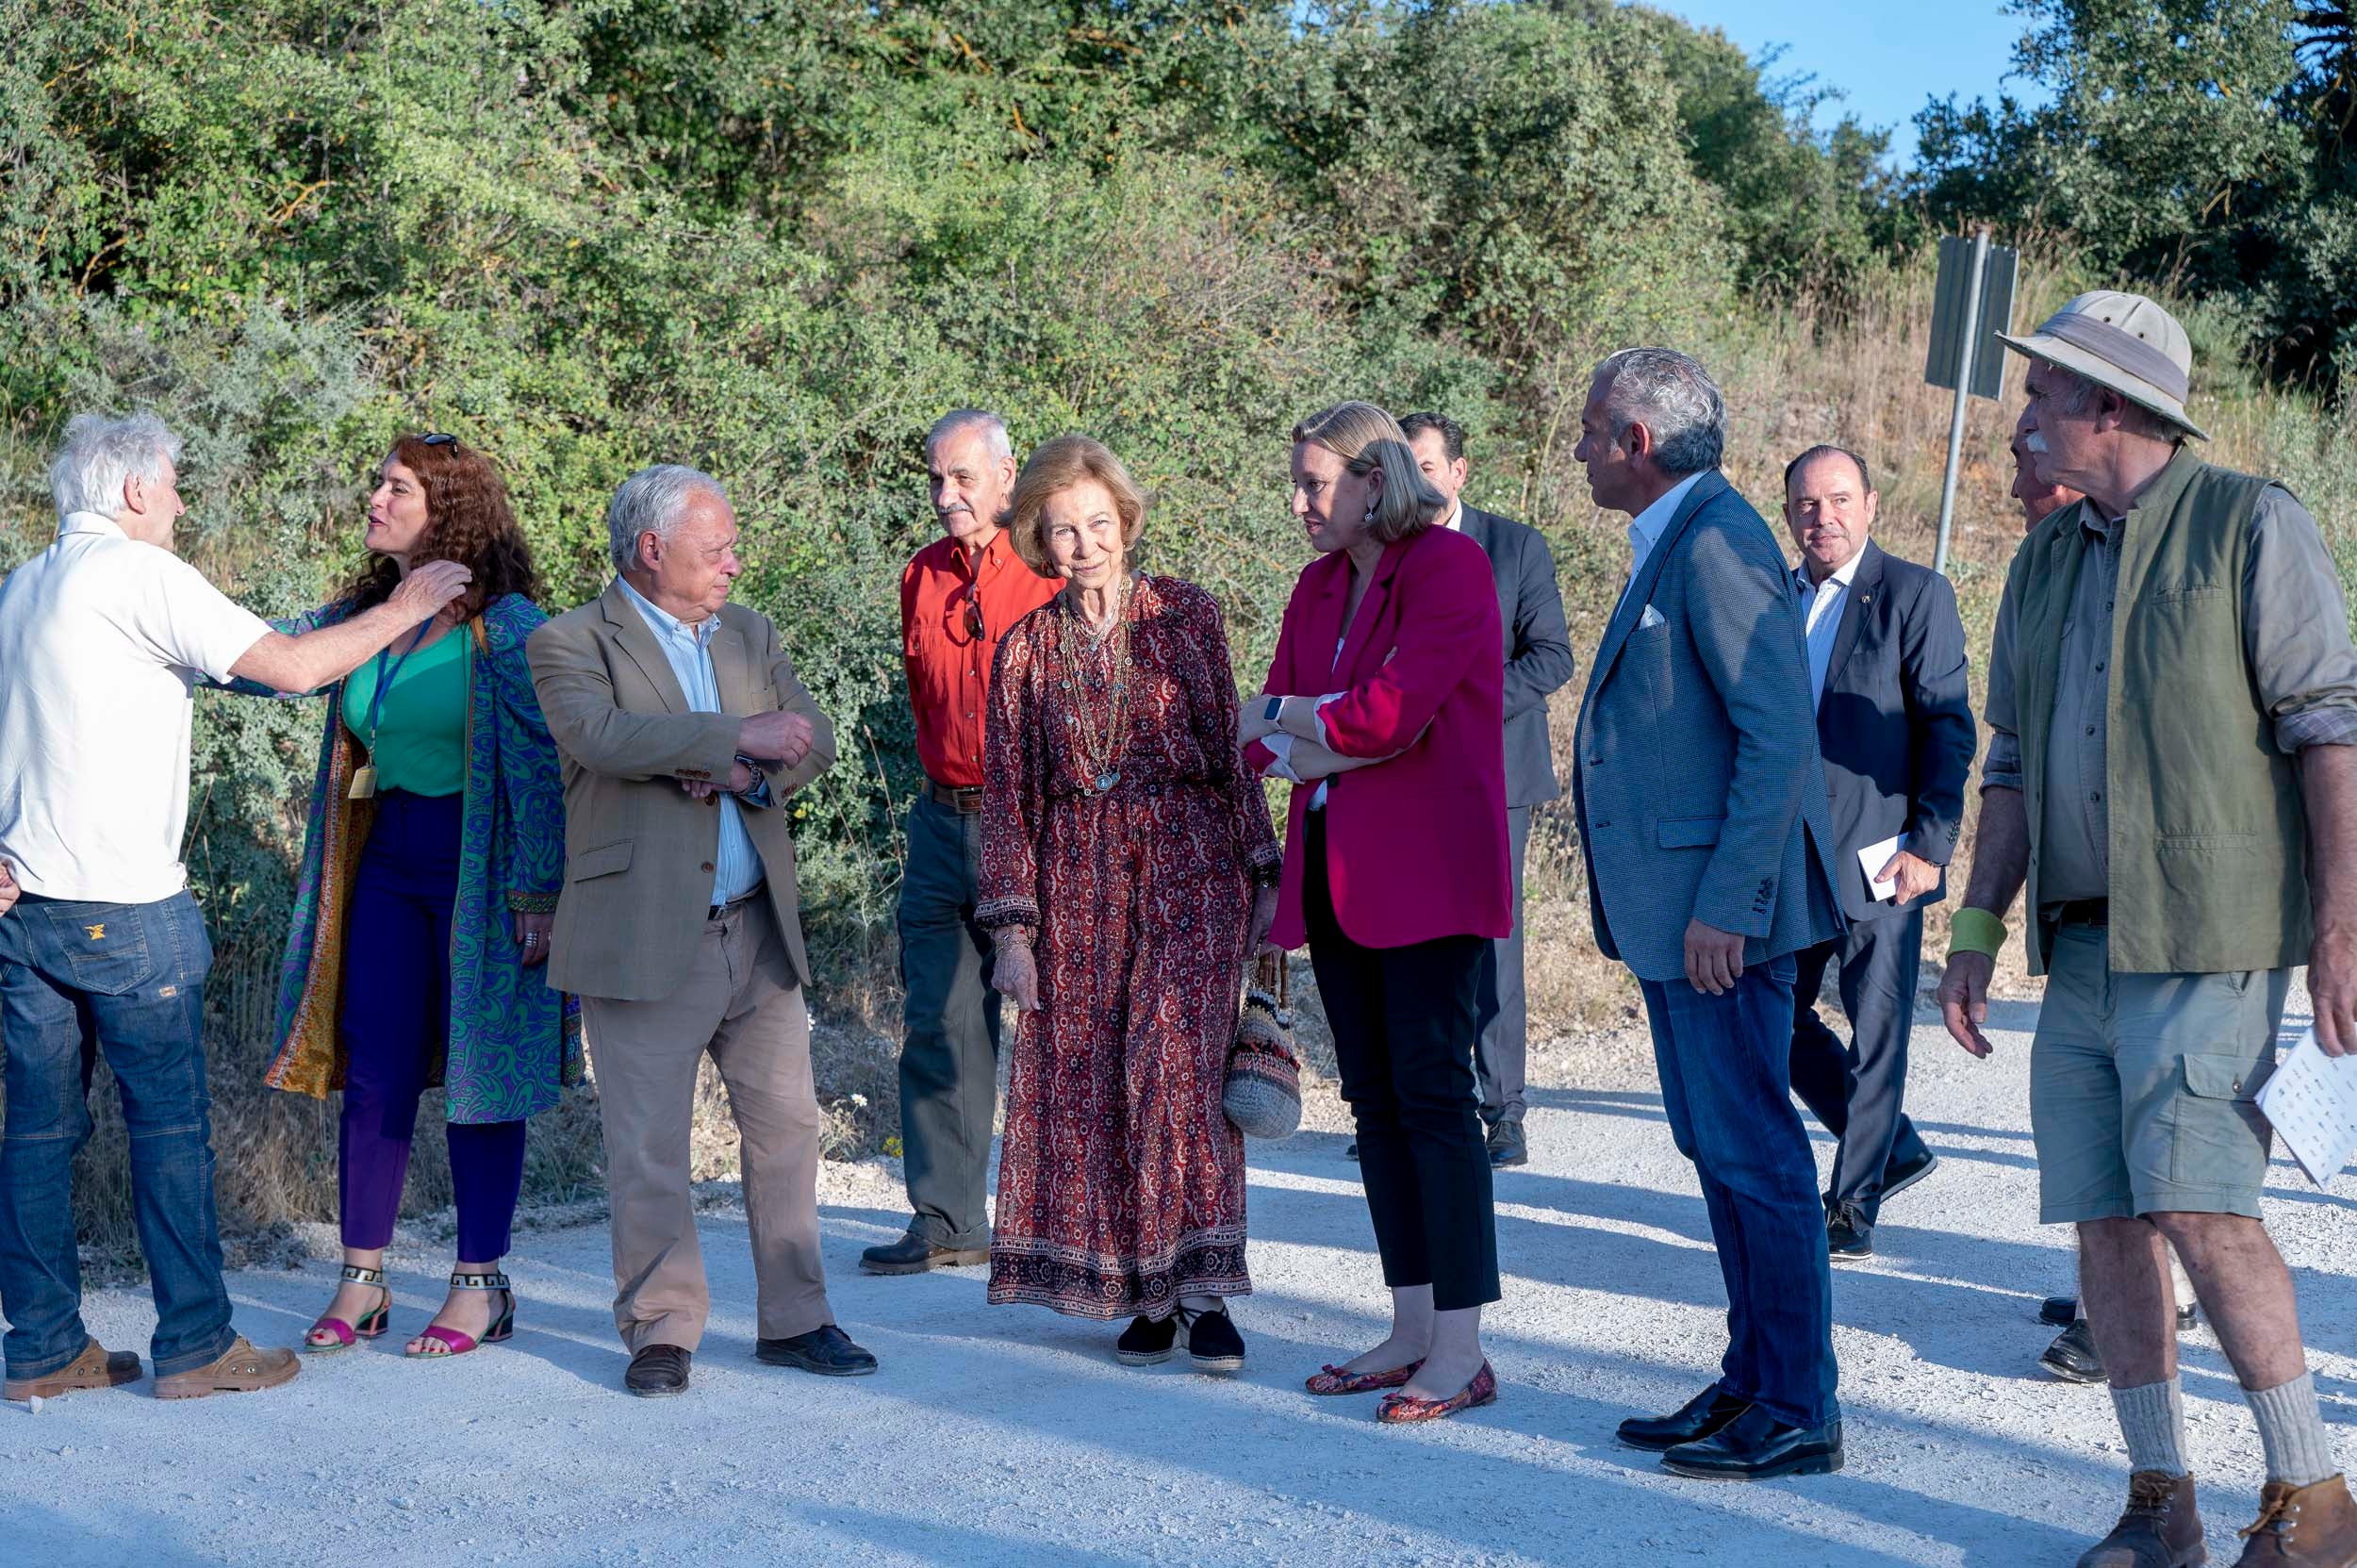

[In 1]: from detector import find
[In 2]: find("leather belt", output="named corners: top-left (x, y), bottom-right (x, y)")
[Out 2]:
top-left (926, 780), bottom-right (985, 815)
top-left (2051, 898), bottom-right (2110, 928)
top-left (707, 886), bottom-right (764, 923)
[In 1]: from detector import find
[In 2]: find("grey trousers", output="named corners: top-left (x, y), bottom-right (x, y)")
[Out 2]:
top-left (1788, 909), bottom-right (1932, 1223)
top-left (895, 791), bottom-right (1004, 1248)
top-left (1474, 805), bottom-right (1532, 1129)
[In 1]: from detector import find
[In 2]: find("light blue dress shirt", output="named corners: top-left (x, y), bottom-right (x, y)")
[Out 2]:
top-left (616, 576), bottom-right (768, 906)
top-left (1793, 549), bottom-right (1864, 712)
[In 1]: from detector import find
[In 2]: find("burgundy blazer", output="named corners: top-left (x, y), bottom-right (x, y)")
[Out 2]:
top-left (1246, 525), bottom-right (1511, 950)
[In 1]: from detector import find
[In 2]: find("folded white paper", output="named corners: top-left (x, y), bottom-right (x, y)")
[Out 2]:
top-left (1856, 833), bottom-right (1908, 901)
top-left (2257, 1027), bottom-right (2357, 1188)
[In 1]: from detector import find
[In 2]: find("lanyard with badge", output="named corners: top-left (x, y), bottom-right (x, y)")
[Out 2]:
top-left (348, 622), bottom-right (433, 801)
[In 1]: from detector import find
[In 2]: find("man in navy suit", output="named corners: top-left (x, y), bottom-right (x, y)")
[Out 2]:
top-left (1778, 445), bottom-right (1974, 1263)
top-left (1571, 348), bottom-right (1846, 1481)
top-left (1401, 412), bottom-right (1575, 1168)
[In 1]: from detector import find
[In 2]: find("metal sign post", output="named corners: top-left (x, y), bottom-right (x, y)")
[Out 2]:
top-left (1924, 226), bottom-right (2019, 576)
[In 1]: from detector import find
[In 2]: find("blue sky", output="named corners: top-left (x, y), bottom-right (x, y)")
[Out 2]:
top-left (1654, 0), bottom-right (2052, 164)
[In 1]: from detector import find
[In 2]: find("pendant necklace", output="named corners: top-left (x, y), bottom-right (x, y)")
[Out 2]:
top-left (1056, 580), bottom-right (1132, 795)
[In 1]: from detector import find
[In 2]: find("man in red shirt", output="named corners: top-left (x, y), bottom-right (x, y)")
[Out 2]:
top-left (862, 410), bottom-right (1060, 1276)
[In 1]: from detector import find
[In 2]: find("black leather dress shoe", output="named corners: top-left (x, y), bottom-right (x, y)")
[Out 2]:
top-left (1878, 1147), bottom-right (1939, 1203)
top-left (1486, 1121), bottom-right (1529, 1168)
top-left (756, 1324), bottom-right (878, 1377)
top-left (2038, 1318), bottom-right (2104, 1383)
top-left (859, 1231), bottom-right (988, 1276)
top-left (1617, 1386), bottom-right (1753, 1452)
top-left (1660, 1405), bottom-right (1843, 1480)
top-left (1827, 1204), bottom-right (1873, 1262)
top-left (625, 1344), bottom-right (691, 1397)
top-left (1343, 1141), bottom-right (1360, 1162)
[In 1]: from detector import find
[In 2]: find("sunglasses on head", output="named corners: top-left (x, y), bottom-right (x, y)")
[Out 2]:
top-left (419, 433), bottom-right (457, 448)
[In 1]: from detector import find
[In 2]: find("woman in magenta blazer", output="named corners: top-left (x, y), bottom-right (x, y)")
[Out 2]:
top-left (1240, 401), bottom-right (1511, 1424)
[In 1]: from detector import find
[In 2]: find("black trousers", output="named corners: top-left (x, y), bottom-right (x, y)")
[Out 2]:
top-left (1473, 804), bottom-right (1532, 1129)
top-left (1788, 910), bottom-right (1931, 1223)
top-left (1302, 813), bottom-right (1500, 1312)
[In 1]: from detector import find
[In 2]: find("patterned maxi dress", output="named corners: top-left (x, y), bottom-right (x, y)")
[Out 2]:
top-left (978, 574), bottom-right (1283, 1320)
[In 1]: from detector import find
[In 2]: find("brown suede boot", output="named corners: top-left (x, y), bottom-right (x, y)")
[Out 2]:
top-left (153, 1336), bottom-right (300, 1400)
top-left (3, 1338), bottom-right (142, 1401)
top-left (2233, 1474), bottom-right (2357, 1567)
top-left (2079, 1471), bottom-right (2209, 1568)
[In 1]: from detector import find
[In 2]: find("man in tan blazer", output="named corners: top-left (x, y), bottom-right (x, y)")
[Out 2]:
top-left (529, 463), bottom-right (877, 1396)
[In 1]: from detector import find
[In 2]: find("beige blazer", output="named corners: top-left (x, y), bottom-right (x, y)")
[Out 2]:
top-left (527, 581), bottom-right (834, 1002)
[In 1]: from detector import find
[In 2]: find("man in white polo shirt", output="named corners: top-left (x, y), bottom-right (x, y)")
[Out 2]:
top-left (0, 411), bottom-right (469, 1402)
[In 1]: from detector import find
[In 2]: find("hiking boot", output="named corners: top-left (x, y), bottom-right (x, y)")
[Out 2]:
top-left (153, 1336), bottom-right (300, 1400)
top-left (2233, 1473), bottom-right (2357, 1566)
top-left (2077, 1470), bottom-right (2206, 1568)
top-left (4, 1338), bottom-right (142, 1401)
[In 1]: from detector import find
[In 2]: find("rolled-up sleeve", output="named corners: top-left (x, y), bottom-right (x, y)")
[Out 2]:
top-left (2248, 488), bottom-right (2357, 751)
top-left (1980, 577), bottom-right (2025, 792)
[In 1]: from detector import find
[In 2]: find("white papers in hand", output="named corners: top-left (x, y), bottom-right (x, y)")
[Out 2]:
top-left (2256, 1027), bottom-right (2357, 1188)
top-left (1856, 833), bottom-right (1908, 902)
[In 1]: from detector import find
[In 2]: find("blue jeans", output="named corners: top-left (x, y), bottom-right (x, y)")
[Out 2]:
top-left (0, 891), bottom-right (237, 1378)
top-left (1640, 954), bottom-right (1839, 1428)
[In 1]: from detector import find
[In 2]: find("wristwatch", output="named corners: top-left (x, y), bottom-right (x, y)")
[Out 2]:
top-left (733, 752), bottom-right (768, 796)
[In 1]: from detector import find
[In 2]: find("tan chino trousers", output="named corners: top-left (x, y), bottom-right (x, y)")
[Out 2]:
top-left (584, 897), bottom-right (832, 1353)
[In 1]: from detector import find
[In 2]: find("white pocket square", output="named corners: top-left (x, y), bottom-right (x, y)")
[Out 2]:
top-left (1638, 603), bottom-right (1666, 630)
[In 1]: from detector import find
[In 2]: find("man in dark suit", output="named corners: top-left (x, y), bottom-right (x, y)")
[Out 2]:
top-left (1778, 445), bottom-right (1975, 1263)
top-left (1402, 412), bottom-right (1575, 1168)
top-left (1572, 349), bottom-right (1846, 1481)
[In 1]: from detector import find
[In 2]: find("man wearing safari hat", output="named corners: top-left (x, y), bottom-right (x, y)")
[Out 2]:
top-left (1938, 290), bottom-right (2357, 1567)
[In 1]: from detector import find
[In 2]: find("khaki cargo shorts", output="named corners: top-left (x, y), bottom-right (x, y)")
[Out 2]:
top-left (2028, 922), bottom-right (2292, 1223)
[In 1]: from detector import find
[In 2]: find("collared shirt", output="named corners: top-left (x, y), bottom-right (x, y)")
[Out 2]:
top-left (1793, 547), bottom-right (1866, 711)
top-left (1982, 485), bottom-right (2357, 904)
top-left (901, 529), bottom-right (1061, 789)
top-left (1439, 497), bottom-right (1465, 533)
top-left (0, 511), bottom-right (271, 902)
top-left (1620, 470), bottom-right (1707, 611)
top-left (615, 576), bottom-right (767, 906)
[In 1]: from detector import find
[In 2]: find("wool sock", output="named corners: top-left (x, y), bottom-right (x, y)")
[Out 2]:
top-left (2110, 1378), bottom-right (2188, 1477)
top-left (2248, 1372), bottom-right (2336, 1488)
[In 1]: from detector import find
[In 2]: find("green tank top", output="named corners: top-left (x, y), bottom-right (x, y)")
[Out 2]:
top-left (340, 626), bottom-right (468, 798)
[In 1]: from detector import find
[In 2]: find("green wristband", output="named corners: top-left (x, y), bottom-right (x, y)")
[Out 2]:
top-left (1948, 907), bottom-right (2007, 959)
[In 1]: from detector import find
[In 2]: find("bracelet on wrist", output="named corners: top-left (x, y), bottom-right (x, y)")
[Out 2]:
top-left (1947, 907), bottom-right (2007, 959)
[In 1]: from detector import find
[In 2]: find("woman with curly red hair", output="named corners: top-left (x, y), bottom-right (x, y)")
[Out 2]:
top-left (219, 433), bottom-right (575, 1362)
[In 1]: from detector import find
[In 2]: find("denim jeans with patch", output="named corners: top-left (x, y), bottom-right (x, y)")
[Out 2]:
top-left (0, 890), bottom-right (237, 1378)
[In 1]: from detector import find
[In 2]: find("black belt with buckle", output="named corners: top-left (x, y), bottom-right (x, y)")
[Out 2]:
top-left (707, 887), bottom-right (763, 922)
top-left (926, 780), bottom-right (984, 815)
top-left (2052, 898), bottom-right (2110, 928)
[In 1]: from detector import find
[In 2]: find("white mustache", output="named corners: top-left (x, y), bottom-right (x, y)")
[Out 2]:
top-left (2021, 431), bottom-right (2050, 455)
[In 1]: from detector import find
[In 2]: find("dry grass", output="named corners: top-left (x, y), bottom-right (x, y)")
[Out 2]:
top-left (28, 251), bottom-right (2353, 1278)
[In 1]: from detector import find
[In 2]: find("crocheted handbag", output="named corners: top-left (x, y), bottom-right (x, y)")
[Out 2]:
top-left (1224, 953), bottom-right (1303, 1140)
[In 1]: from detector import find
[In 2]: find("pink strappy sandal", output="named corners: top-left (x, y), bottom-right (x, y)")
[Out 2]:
top-left (304, 1263), bottom-right (391, 1354)
top-left (405, 1269), bottom-right (515, 1360)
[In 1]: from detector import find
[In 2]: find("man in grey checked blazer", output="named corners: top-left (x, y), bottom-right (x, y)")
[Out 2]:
top-left (1569, 348), bottom-right (1847, 1483)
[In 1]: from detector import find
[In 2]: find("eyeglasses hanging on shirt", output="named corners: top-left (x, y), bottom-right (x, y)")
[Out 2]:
top-left (348, 620), bottom-right (434, 801)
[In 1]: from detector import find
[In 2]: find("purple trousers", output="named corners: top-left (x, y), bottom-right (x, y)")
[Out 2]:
top-left (338, 790), bottom-right (525, 1261)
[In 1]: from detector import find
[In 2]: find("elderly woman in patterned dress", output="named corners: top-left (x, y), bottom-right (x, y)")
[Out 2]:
top-left (215, 434), bottom-right (575, 1363)
top-left (978, 435), bottom-right (1282, 1371)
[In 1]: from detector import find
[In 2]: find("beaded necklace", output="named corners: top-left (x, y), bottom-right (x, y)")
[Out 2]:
top-left (1055, 578), bottom-right (1133, 794)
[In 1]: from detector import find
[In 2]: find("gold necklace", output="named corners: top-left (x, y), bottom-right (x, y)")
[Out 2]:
top-left (1055, 581), bottom-right (1132, 794)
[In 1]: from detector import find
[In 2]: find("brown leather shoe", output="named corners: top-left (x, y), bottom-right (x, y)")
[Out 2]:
top-left (4, 1338), bottom-right (142, 1400)
top-left (2079, 1471), bottom-right (2208, 1567)
top-left (625, 1344), bottom-right (691, 1397)
top-left (2233, 1474), bottom-right (2357, 1566)
top-left (153, 1336), bottom-right (301, 1400)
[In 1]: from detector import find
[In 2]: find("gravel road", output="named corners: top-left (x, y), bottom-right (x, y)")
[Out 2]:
top-left (7, 992), bottom-right (2350, 1567)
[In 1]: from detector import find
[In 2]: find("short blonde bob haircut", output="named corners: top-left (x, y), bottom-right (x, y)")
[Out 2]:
top-left (1007, 434), bottom-right (1148, 576)
top-left (1292, 401), bottom-right (1444, 544)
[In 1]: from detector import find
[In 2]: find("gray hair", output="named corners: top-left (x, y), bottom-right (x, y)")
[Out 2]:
top-left (50, 411), bottom-right (183, 519)
top-left (2036, 361), bottom-right (2184, 441)
top-left (607, 463), bottom-right (727, 574)
top-left (1593, 348), bottom-right (1727, 478)
top-left (924, 408), bottom-right (1013, 465)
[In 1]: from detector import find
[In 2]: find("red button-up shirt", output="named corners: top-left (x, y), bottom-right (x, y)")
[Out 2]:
top-left (901, 529), bottom-right (1061, 788)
